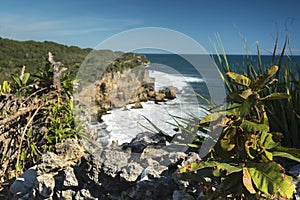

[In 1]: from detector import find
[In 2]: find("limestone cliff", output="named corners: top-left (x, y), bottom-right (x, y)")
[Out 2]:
top-left (77, 52), bottom-right (177, 122)
top-left (95, 53), bottom-right (153, 112)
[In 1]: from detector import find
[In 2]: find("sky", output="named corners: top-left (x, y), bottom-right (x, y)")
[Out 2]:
top-left (0, 0), bottom-right (299, 54)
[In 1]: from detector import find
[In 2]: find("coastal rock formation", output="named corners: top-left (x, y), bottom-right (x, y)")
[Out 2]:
top-left (94, 53), bottom-right (152, 112)
top-left (159, 86), bottom-right (177, 100)
top-left (95, 67), bottom-right (153, 111)
top-left (131, 101), bottom-right (143, 109)
top-left (76, 52), bottom-right (177, 126)
top-left (8, 134), bottom-right (201, 200)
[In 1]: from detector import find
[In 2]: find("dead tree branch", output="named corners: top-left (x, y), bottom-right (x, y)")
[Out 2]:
top-left (47, 52), bottom-right (68, 92)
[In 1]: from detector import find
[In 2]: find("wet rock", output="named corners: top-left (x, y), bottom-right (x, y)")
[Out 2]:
top-left (123, 132), bottom-right (167, 153)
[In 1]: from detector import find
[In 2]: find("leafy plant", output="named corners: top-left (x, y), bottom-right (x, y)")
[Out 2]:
top-left (179, 65), bottom-right (300, 199)
top-left (11, 65), bottom-right (33, 94)
top-left (213, 34), bottom-right (300, 148)
top-left (0, 80), bottom-right (11, 96)
top-left (140, 113), bottom-right (204, 148)
top-left (43, 95), bottom-right (78, 152)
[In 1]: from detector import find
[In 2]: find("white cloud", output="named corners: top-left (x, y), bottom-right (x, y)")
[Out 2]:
top-left (0, 13), bottom-right (142, 40)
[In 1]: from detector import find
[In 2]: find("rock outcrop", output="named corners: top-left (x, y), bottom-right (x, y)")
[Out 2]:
top-left (95, 68), bottom-right (154, 111)
top-left (8, 133), bottom-right (300, 200)
top-left (8, 133), bottom-right (201, 200)
top-left (94, 53), bottom-right (153, 112)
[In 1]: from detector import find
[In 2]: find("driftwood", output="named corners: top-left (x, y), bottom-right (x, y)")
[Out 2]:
top-left (47, 52), bottom-right (68, 91)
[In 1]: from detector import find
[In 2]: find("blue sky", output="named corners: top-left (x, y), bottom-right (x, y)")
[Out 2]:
top-left (0, 0), bottom-right (299, 54)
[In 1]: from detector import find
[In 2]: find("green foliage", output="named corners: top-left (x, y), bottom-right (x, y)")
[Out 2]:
top-left (105, 52), bottom-right (149, 75)
top-left (264, 38), bottom-right (300, 148)
top-left (10, 66), bottom-right (33, 94)
top-left (214, 35), bottom-right (300, 148)
top-left (43, 95), bottom-right (77, 152)
top-left (0, 37), bottom-right (91, 82)
top-left (179, 65), bottom-right (300, 199)
top-left (247, 162), bottom-right (294, 198)
top-left (141, 114), bottom-right (204, 148)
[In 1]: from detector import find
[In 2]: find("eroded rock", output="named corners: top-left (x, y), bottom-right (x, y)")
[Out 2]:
top-left (9, 133), bottom-right (206, 200)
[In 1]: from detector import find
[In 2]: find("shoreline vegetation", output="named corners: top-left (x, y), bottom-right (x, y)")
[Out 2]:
top-left (0, 37), bottom-right (300, 199)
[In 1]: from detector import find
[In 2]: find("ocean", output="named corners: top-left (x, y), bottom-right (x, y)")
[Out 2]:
top-left (90, 54), bottom-right (300, 146)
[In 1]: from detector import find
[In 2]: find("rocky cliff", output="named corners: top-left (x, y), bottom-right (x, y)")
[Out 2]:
top-left (93, 52), bottom-right (177, 119)
top-left (95, 66), bottom-right (153, 111)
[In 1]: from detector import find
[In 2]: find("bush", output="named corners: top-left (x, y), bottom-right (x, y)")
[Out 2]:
top-left (178, 36), bottom-right (300, 199)
top-left (0, 53), bottom-right (81, 188)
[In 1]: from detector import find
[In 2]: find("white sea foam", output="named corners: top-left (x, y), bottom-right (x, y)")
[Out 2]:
top-left (149, 70), bottom-right (204, 91)
top-left (102, 97), bottom-right (205, 145)
top-left (183, 76), bottom-right (205, 83)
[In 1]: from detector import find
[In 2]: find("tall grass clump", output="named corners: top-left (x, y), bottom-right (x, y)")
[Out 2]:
top-left (265, 37), bottom-right (300, 148)
top-left (214, 34), bottom-right (300, 148)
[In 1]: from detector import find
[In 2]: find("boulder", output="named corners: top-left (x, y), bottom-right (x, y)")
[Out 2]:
top-left (35, 174), bottom-right (55, 198)
top-left (154, 92), bottom-right (166, 102)
top-left (132, 101), bottom-right (143, 109)
top-left (159, 86), bottom-right (177, 100)
top-left (62, 167), bottom-right (78, 187)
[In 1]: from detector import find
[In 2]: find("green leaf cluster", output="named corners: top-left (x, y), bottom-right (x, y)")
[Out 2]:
top-left (179, 65), bottom-right (300, 199)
